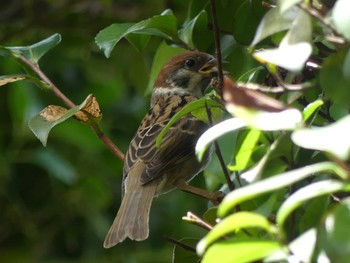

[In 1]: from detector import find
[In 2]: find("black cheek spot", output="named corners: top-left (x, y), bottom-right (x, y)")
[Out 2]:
top-left (174, 76), bottom-right (190, 88)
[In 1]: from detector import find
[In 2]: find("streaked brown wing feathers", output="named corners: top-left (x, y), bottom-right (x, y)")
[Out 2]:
top-left (123, 94), bottom-right (206, 185)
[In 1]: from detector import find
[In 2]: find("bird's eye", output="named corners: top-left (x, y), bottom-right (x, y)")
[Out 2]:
top-left (184, 58), bottom-right (197, 69)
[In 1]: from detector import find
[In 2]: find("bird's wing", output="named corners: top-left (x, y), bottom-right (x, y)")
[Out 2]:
top-left (123, 95), bottom-right (206, 185)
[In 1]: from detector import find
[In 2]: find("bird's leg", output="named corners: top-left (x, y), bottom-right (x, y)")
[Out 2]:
top-left (175, 179), bottom-right (225, 205)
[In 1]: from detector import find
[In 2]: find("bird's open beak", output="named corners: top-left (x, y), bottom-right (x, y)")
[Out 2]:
top-left (198, 57), bottom-right (218, 74)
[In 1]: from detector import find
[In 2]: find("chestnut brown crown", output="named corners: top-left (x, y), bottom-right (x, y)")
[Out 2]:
top-left (152, 51), bottom-right (217, 105)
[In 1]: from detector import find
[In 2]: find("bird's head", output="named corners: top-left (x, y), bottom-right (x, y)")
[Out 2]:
top-left (152, 51), bottom-right (218, 104)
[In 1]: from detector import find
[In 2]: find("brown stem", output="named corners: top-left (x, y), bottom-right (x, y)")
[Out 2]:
top-left (205, 103), bottom-right (235, 191)
top-left (210, 0), bottom-right (224, 97)
top-left (90, 123), bottom-right (125, 160)
top-left (19, 56), bottom-right (76, 108)
top-left (19, 55), bottom-right (125, 161)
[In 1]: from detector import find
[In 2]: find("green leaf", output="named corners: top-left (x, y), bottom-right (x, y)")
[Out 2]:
top-left (95, 10), bottom-right (178, 58)
top-left (251, 6), bottom-right (296, 46)
top-left (146, 42), bottom-right (185, 95)
top-left (320, 48), bottom-right (350, 106)
top-left (7, 33), bottom-right (61, 64)
top-left (172, 238), bottom-right (199, 263)
top-left (197, 212), bottom-right (277, 255)
top-left (302, 99), bottom-right (324, 121)
top-left (276, 180), bottom-right (350, 235)
top-left (125, 33), bottom-right (151, 52)
top-left (237, 66), bottom-right (265, 82)
top-left (240, 135), bottom-right (282, 183)
top-left (253, 10), bottom-right (312, 71)
top-left (28, 94), bottom-right (94, 146)
top-left (330, 103), bottom-right (349, 121)
top-left (291, 115), bottom-right (350, 160)
top-left (300, 195), bottom-right (330, 233)
top-left (253, 42), bottom-right (312, 72)
top-left (218, 162), bottom-right (347, 217)
top-left (233, 0), bottom-right (265, 45)
top-left (179, 10), bottom-right (207, 47)
top-left (320, 199), bottom-right (350, 262)
top-left (157, 97), bottom-right (223, 149)
top-left (201, 238), bottom-right (283, 263)
top-left (332, 0), bottom-right (350, 41)
top-left (196, 118), bottom-right (246, 161)
top-left (230, 129), bottom-right (261, 171)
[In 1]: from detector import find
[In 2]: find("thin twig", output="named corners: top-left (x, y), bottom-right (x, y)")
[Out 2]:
top-left (236, 80), bottom-right (315, 93)
top-left (183, 211), bottom-right (213, 231)
top-left (210, 0), bottom-right (224, 97)
top-left (19, 55), bottom-right (125, 161)
top-left (19, 56), bottom-right (76, 108)
top-left (164, 236), bottom-right (197, 253)
top-left (205, 102), bottom-right (235, 191)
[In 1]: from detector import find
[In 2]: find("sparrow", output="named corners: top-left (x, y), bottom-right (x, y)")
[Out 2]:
top-left (104, 51), bottom-right (218, 248)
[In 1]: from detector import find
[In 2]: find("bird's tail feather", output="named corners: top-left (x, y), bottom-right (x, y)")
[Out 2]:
top-left (103, 183), bottom-right (156, 248)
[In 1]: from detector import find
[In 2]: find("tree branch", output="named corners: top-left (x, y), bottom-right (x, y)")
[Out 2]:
top-left (210, 0), bottom-right (224, 97)
top-left (19, 55), bottom-right (125, 161)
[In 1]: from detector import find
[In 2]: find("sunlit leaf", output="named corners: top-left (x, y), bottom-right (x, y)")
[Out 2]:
top-left (201, 238), bottom-right (284, 263)
top-left (289, 228), bottom-right (317, 263)
top-left (303, 99), bottom-right (324, 121)
top-left (276, 180), bottom-right (350, 234)
top-left (292, 115), bottom-right (350, 160)
top-left (251, 6), bottom-right (297, 46)
top-left (332, 0), bottom-right (350, 41)
top-left (229, 129), bottom-right (261, 171)
top-left (236, 108), bottom-right (303, 131)
top-left (197, 212), bottom-right (277, 255)
top-left (7, 33), bottom-right (61, 64)
top-left (280, 10), bottom-right (312, 45)
top-left (240, 136), bottom-right (281, 183)
top-left (196, 118), bottom-right (246, 161)
top-left (253, 42), bottom-right (312, 71)
top-left (266, 228), bottom-right (317, 262)
top-left (254, 9), bottom-right (312, 71)
top-left (218, 162), bottom-right (347, 217)
top-left (95, 10), bottom-right (177, 57)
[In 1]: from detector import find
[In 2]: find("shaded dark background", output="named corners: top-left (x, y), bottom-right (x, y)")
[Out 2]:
top-left (0, 1), bottom-right (211, 262)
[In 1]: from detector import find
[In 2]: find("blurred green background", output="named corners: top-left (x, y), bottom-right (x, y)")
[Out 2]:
top-left (0, 0), bottom-right (211, 262)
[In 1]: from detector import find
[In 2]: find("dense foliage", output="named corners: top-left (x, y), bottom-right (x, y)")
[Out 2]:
top-left (1, 0), bottom-right (350, 262)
